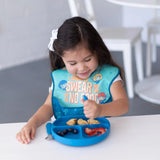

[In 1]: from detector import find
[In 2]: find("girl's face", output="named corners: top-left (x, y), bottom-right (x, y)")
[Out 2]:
top-left (62, 44), bottom-right (98, 80)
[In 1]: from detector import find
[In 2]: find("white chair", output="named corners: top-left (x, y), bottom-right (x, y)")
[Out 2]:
top-left (67, 0), bottom-right (144, 98)
top-left (146, 16), bottom-right (160, 77)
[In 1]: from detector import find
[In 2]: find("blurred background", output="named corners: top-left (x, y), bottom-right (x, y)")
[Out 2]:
top-left (0, 0), bottom-right (160, 123)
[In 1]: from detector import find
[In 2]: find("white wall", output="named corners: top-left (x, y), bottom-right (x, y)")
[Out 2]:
top-left (0, 0), bottom-right (122, 70)
top-left (0, 0), bottom-right (70, 70)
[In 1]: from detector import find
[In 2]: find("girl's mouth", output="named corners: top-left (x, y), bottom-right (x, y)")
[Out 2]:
top-left (78, 70), bottom-right (90, 78)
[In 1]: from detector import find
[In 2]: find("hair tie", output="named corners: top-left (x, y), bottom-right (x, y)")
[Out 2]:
top-left (48, 29), bottom-right (58, 51)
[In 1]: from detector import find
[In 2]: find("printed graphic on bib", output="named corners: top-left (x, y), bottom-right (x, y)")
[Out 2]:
top-left (58, 80), bottom-right (67, 90)
top-left (98, 92), bottom-right (106, 104)
top-left (93, 73), bottom-right (102, 84)
top-left (58, 74), bottom-right (107, 105)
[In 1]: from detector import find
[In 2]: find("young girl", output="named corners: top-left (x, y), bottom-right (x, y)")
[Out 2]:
top-left (16, 17), bottom-right (129, 144)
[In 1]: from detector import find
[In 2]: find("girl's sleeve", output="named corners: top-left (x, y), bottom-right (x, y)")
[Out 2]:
top-left (49, 83), bottom-right (53, 92)
top-left (112, 75), bottom-right (122, 83)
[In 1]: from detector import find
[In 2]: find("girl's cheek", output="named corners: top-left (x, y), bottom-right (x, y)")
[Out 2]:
top-left (66, 67), bottom-right (75, 75)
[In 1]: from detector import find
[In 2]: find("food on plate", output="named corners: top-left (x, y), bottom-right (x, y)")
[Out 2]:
top-left (67, 128), bottom-right (74, 132)
top-left (84, 127), bottom-right (107, 136)
top-left (87, 119), bottom-right (100, 124)
top-left (84, 128), bottom-right (94, 135)
top-left (77, 118), bottom-right (88, 125)
top-left (56, 128), bottom-right (78, 137)
top-left (57, 131), bottom-right (65, 137)
top-left (66, 118), bottom-right (100, 126)
top-left (66, 118), bottom-right (77, 125)
top-left (72, 128), bottom-right (79, 134)
top-left (62, 129), bottom-right (68, 135)
top-left (68, 128), bottom-right (78, 133)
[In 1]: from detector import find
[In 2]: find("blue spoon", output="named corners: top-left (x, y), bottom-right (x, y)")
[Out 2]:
top-left (83, 95), bottom-right (88, 101)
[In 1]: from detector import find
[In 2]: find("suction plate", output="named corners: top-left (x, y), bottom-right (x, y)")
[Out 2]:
top-left (46, 115), bottom-right (110, 146)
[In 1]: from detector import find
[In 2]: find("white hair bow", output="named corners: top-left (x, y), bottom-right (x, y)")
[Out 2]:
top-left (48, 29), bottom-right (58, 51)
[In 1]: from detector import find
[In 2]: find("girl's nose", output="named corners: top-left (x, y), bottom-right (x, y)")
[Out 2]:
top-left (78, 63), bottom-right (86, 71)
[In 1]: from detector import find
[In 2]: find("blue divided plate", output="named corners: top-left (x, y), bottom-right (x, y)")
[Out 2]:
top-left (46, 115), bottom-right (110, 146)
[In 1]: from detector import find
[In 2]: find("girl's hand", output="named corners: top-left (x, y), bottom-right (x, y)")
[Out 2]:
top-left (82, 99), bottom-right (101, 119)
top-left (16, 122), bottom-right (37, 144)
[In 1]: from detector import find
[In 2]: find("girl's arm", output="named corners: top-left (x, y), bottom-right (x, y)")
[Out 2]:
top-left (16, 90), bottom-right (53, 144)
top-left (83, 80), bottom-right (129, 118)
top-left (28, 90), bottom-right (53, 128)
top-left (99, 80), bottom-right (129, 117)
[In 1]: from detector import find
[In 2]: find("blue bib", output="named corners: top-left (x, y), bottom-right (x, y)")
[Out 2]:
top-left (51, 64), bottom-right (119, 118)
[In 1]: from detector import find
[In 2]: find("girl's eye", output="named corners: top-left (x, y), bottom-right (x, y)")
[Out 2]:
top-left (85, 58), bottom-right (91, 62)
top-left (69, 62), bottom-right (76, 65)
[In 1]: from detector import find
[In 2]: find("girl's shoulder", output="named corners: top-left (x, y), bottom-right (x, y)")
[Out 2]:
top-left (98, 64), bottom-right (120, 82)
top-left (100, 64), bottom-right (120, 73)
top-left (102, 64), bottom-right (119, 69)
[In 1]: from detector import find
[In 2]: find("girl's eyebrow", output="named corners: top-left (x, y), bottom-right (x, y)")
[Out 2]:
top-left (67, 60), bottom-right (76, 63)
top-left (67, 55), bottom-right (93, 62)
top-left (84, 54), bottom-right (93, 59)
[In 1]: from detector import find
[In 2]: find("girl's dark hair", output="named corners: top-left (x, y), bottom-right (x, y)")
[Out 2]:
top-left (49, 16), bottom-right (124, 81)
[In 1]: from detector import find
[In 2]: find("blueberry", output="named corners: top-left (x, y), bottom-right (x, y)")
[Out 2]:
top-left (57, 131), bottom-right (61, 136)
top-left (60, 132), bottom-right (65, 136)
top-left (68, 128), bottom-right (73, 132)
top-left (63, 129), bottom-right (68, 135)
top-left (72, 129), bottom-right (78, 134)
top-left (57, 131), bottom-right (64, 137)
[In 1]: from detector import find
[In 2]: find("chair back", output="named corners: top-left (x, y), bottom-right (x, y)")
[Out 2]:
top-left (67, 0), bottom-right (98, 29)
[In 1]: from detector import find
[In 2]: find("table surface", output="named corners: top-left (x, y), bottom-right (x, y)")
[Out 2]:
top-left (0, 114), bottom-right (160, 160)
top-left (106, 0), bottom-right (160, 8)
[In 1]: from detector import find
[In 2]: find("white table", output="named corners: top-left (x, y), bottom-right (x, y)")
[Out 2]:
top-left (106, 0), bottom-right (160, 104)
top-left (0, 115), bottom-right (160, 160)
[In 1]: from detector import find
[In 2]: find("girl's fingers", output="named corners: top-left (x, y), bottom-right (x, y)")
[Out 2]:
top-left (81, 99), bottom-right (84, 104)
top-left (85, 113), bottom-right (94, 119)
top-left (25, 132), bottom-right (31, 143)
top-left (83, 106), bottom-right (87, 111)
top-left (17, 132), bottom-right (25, 144)
top-left (84, 109), bottom-right (93, 118)
top-left (31, 128), bottom-right (36, 140)
top-left (16, 130), bottom-right (31, 144)
top-left (21, 131), bottom-right (30, 144)
top-left (16, 124), bottom-right (37, 144)
top-left (16, 132), bottom-right (23, 143)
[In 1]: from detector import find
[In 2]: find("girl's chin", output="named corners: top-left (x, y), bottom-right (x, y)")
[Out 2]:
top-left (76, 74), bottom-right (90, 80)
top-left (78, 76), bottom-right (89, 80)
